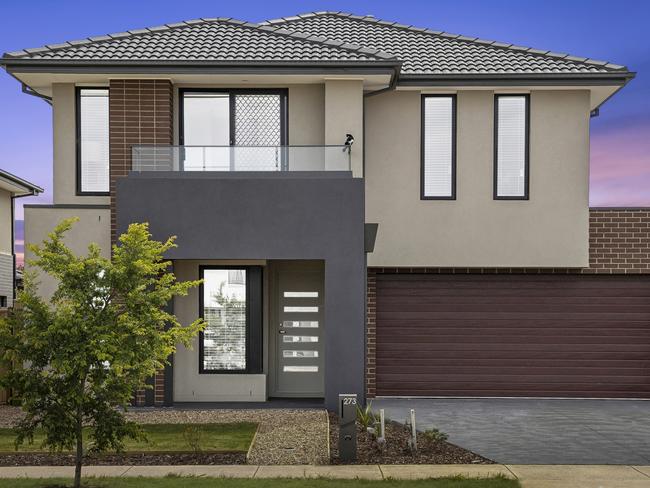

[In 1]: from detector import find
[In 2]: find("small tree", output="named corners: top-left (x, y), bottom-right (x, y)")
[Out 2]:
top-left (0, 218), bottom-right (203, 488)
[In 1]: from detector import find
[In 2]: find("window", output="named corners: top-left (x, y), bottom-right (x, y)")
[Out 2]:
top-left (199, 266), bottom-right (262, 374)
top-left (0, 296), bottom-right (6, 308)
top-left (180, 89), bottom-right (287, 171)
top-left (76, 88), bottom-right (110, 195)
top-left (421, 95), bottom-right (456, 199)
top-left (494, 94), bottom-right (529, 199)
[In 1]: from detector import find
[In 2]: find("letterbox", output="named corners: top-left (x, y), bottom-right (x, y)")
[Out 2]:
top-left (338, 393), bottom-right (357, 461)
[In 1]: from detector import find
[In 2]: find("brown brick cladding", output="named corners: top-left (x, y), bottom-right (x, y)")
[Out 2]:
top-left (365, 208), bottom-right (650, 397)
top-left (109, 79), bottom-right (173, 242)
top-left (109, 80), bottom-right (172, 407)
top-left (589, 208), bottom-right (650, 273)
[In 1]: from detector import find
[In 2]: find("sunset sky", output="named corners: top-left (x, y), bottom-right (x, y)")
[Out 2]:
top-left (1, 0), bottom-right (648, 263)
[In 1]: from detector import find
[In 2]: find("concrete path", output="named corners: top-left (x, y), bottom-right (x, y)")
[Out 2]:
top-left (373, 398), bottom-right (650, 465)
top-left (2, 464), bottom-right (650, 487)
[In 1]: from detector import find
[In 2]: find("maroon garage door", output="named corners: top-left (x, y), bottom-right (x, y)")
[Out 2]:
top-left (375, 274), bottom-right (650, 398)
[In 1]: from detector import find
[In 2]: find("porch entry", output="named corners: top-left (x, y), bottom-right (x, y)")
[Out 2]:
top-left (269, 261), bottom-right (325, 398)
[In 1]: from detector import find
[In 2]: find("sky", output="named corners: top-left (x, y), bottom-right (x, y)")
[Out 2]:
top-left (1, 0), bottom-right (649, 261)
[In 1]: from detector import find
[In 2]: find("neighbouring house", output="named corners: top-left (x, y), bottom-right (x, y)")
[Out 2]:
top-left (0, 169), bottom-right (43, 309)
top-left (1, 12), bottom-right (647, 410)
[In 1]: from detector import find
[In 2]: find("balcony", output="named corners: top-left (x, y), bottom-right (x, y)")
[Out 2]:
top-left (131, 145), bottom-right (351, 172)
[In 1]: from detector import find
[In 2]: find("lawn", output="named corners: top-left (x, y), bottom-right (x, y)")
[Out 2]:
top-left (0, 476), bottom-right (521, 488)
top-left (0, 423), bottom-right (257, 453)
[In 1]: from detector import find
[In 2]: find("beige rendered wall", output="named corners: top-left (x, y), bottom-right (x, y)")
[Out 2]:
top-left (173, 260), bottom-right (268, 402)
top-left (365, 89), bottom-right (590, 268)
top-left (288, 84), bottom-right (325, 145)
top-left (24, 206), bottom-right (110, 299)
top-left (0, 189), bottom-right (11, 254)
top-left (325, 79), bottom-right (363, 176)
top-left (51, 84), bottom-right (110, 206)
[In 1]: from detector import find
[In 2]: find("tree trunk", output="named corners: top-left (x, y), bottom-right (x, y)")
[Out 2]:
top-left (74, 405), bottom-right (83, 488)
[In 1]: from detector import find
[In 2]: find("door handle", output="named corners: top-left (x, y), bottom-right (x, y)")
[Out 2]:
top-left (279, 330), bottom-right (286, 334)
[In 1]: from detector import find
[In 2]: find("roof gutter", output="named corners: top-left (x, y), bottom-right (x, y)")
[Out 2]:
top-left (364, 64), bottom-right (400, 98)
top-left (397, 71), bottom-right (636, 87)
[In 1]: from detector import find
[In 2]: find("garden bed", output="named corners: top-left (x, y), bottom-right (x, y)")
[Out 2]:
top-left (0, 406), bottom-right (329, 465)
top-left (328, 412), bottom-right (492, 465)
top-left (0, 423), bottom-right (255, 466)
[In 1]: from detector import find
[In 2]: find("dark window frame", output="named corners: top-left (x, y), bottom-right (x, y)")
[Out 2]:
top-left (198, 265), bottom-right (263, 375)
top-left (493, 94), bottom-right (530, 201)
top-left (75, 86), bottom-right (111, 196)
top-left (179, 88), bottom-right (289, 147)
top-left (420, 94), bottom-right (457, 200)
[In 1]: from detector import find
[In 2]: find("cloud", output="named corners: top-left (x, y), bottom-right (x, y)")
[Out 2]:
top-left (590, 121), bottom-right (650, 206)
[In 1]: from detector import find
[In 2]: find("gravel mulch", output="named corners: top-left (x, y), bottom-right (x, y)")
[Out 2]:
top-left (0, 406), bottom-right (329, 466)
top-left (328, 412), bottom-right (492, 465)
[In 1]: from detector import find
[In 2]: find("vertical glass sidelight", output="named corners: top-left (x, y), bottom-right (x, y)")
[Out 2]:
top-left (201, 269), bottom-right (247, 372)
top-left (494, 95), bottom-right (530, 199)
top-left (421, 95), bottom-right (456, 199)
top-left (77, 88), bottom-right (110, 194)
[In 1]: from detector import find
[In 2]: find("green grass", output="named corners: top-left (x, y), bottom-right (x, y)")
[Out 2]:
top-left (0, 423), bottom-right (257, 453)
top-left (0, 475), bottom-right (521, 488)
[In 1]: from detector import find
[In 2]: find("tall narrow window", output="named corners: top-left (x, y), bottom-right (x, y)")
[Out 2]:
top-left (494, 95), bottom-right (529, 199)
top-left (77, 88), bottom-right (109, 194)
top-left (199, 266), bottom-right (263, 374)
top-left (421, 95), bottom-right (456, 199)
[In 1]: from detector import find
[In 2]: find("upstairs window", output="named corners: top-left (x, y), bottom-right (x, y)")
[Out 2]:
top-left (77, 88), bottom-right (109, 195)
top-left (494, 94), bottom-right (529, 199)
top-left (421, 95), bottom-right (456, 199)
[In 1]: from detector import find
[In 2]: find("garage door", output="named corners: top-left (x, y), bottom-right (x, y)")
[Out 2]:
top-left (375, 274), bottom-right (650, 398)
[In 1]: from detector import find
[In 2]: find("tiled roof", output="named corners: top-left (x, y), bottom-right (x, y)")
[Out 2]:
top-left (2, 18), bottom-right (396, 63)
top-left (263, 12), bottom-right (629, 76)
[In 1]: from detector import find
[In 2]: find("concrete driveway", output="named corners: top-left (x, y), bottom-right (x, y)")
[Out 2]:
top-left (373, 398), bottom-right (650, 465)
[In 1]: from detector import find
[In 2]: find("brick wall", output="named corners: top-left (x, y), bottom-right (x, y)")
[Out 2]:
top-left (109, 80), bottom-right (173, 407)
top-left (589, 208), bottom-right (650, 274)
top-left (366, 271), bottom-right (377, 399)
top-left (365, 208), bottom-right (650, 397)
top-left (109, 79), bottom-right (173, 242)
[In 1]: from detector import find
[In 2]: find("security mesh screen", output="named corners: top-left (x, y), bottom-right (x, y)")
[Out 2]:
top-left (423, 97), bottom-right (454, 197)
top-left (234, 94), bottom-right (282, 170)
top-left (79, 89), bottom-right (110, 192)
top-left (496, 96), bottom-right (527, 197)
top-left (202, 269), bottom-right (247, 371)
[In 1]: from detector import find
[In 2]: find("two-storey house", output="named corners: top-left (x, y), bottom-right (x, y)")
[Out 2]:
top-left (2, 12), bottom-right (647, 409)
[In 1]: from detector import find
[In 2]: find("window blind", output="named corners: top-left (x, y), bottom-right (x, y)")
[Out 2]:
top-left (495, 95), bottom-right (528, 198)
top-left (79, 89), bottom-right (110, 193)
top-left (422, 96), bottom-right (455, 198)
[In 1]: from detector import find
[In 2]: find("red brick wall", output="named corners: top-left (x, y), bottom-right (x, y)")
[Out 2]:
top-left (109, 79), bottom-right (173, 242)
top-left (365, 208), bottom-right (650, 397)
top-left (109, 80), bottom-right (173, 407)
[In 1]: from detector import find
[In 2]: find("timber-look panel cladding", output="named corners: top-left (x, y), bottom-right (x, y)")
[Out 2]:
top-left (109, 79), bottom-right (173, 243)
top-left (366, 208), bottom-right (650, 398)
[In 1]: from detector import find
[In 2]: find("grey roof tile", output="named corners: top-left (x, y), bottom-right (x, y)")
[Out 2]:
top-left (265, 12), bottom-right (629, 75)
top-left (4, 18), bottom-right (390, 63)
top-left (2, 12), bottom-right (629, 77)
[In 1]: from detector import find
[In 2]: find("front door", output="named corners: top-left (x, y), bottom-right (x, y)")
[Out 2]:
top-left (270, 261), bottom-right (324, 398)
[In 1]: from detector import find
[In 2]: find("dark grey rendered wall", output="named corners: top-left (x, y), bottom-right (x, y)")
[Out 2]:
top-left (116, 171), bottom-right (366, 410)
